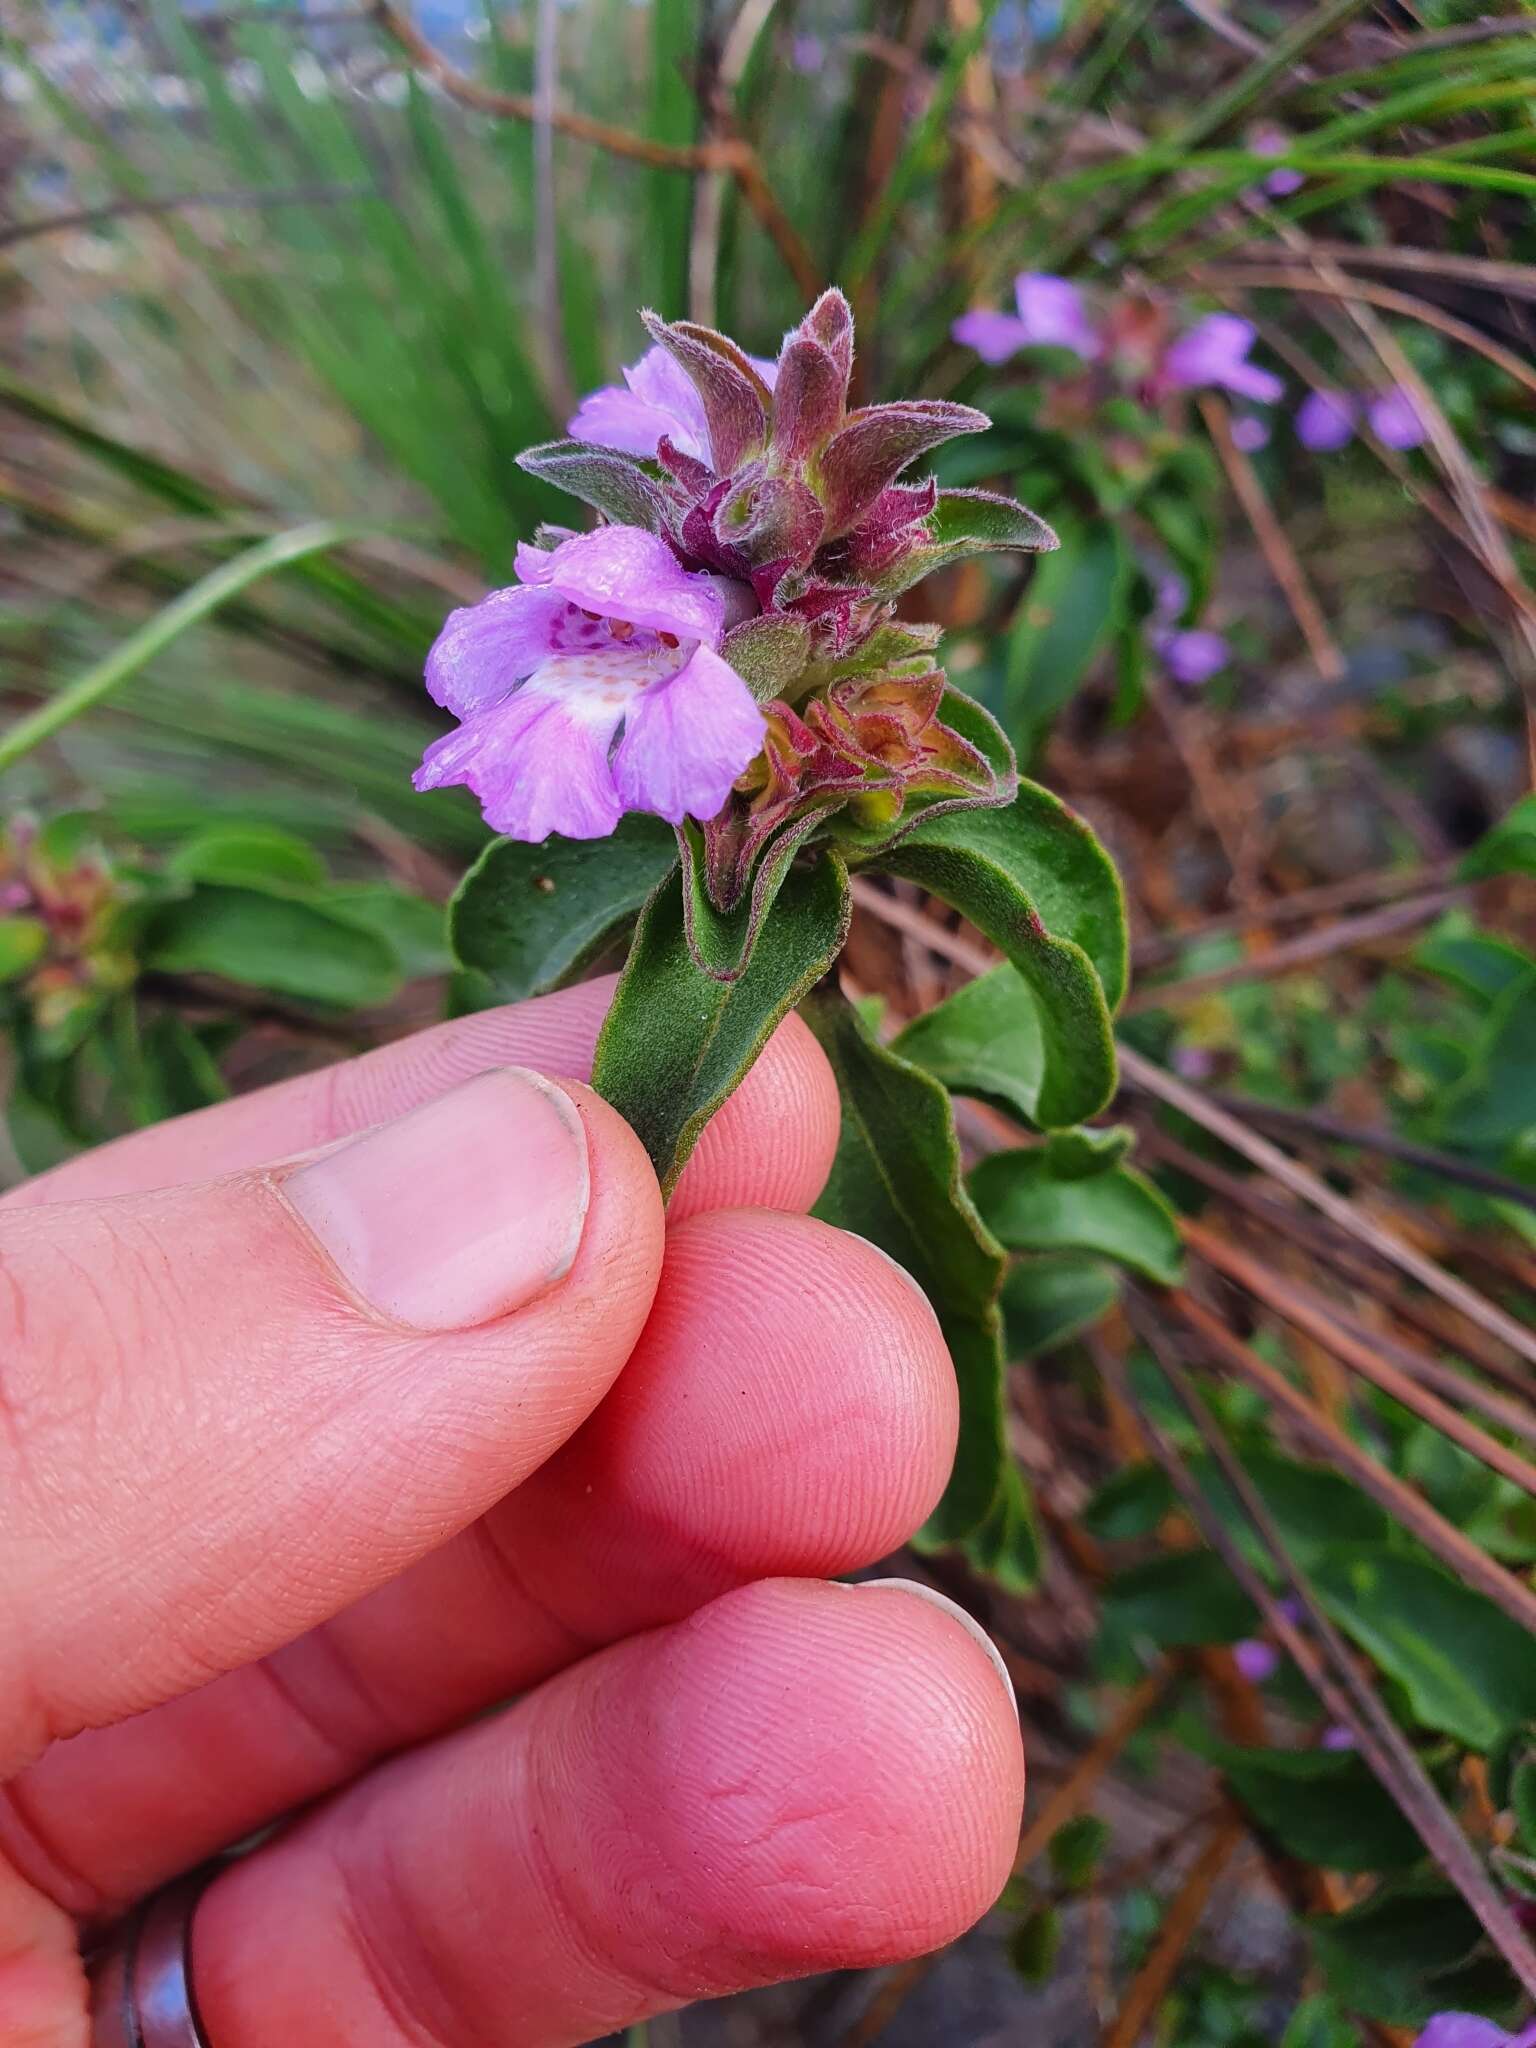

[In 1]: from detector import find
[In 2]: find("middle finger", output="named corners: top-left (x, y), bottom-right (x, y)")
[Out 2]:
top-left (1, 1209), bottom-right (955, 1919)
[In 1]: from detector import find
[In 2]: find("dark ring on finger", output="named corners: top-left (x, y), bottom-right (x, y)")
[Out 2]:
top-left (87, 1868), bottom-right (216, 2048)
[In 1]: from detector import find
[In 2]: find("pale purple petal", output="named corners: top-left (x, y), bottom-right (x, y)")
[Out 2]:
top-left (1320, 1724), bottom-right (1357, 1751)
top-left (1232, 1638), bottom-right (1280, 1683)
top-left (567, 383), bottom-right (698, 462)
top-left (1414, 2018), bottom-right (1517, 2048)
top-left (952, 308), bottom-right (1031, 364)
top-left (1154, 626), bottom-right (1230, 686)
top-left (1163, 314), bottom-right (1283, 403)
top-left (413, 674), bottom-right (628, 841)
top-left (1231, 413), bottom-right (1271, 451)
top-left (1013, 272), bottom-right (1099, 358)
top-left (1296, 389), bottom-right (1356, 451)
top-left (1370, 386), bottom-right (1427, 450)
top-left (539, 525), bottom-right (726, 644)
top-left (792, 32), bottom-right (824, 71)
top-left (623, 344), bottom-right (713, 454)
top-left (1251, 126), bottom-right (1304, 197)
top-left (612, 644), bottom-right (766, 824)
top-left (423, 585), bottom-right (570, 717)
top-left (1154, 570), bottom-right (1189, 622)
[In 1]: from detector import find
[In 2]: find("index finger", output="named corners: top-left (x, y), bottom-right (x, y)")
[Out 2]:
top-left (3, 975), bottom-right (841, 1220)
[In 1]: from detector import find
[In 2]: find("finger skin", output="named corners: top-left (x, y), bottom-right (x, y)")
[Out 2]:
top-left (193, 1580), bottom-right (1025, 2048)
top-left (2, 978), bottom-right (841, 1223)
top-left (0, 1081), bottom-right (662, 1777)
top-left (1, 1215), bottom-right (956, 1917)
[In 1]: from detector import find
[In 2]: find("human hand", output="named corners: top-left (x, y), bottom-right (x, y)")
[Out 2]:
top-left (0, 978), bottom-right (1023, 2048)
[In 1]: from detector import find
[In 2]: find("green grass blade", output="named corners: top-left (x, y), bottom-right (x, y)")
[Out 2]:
top-left (1, 522), bottom-right (374, 773)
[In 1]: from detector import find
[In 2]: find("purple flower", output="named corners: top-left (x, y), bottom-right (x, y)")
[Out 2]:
top-left (569, 344), bottom-right (777, 463)
top-left (1232, 1638), bottom-right (1280, 1684)
top-left (1415, 2020), bottom-right (1536, 2048)
top-left (1296, 389), bottom-right (1357, 452)
top-left (1251, 125), bottom-right (1304, 198)
top-left (1320, 1723), bottom-right (1357, 1752)
top-left (1369, 385), bottom-right (1428, 451)
top-left (1172, 1044), bottom-right (1216, 1080)
top-left (1160, 314), bottom-right (1284, 405)
top-left (1153, 626), bottom-right (1231, 686)
top-left (952, 272), bottom-right (1099, 365)
top-left (791, 32), bottom-right (824, 72)
top-left (1230, 413), bottom-right (1271, 452)
top-left (413, 525), bottom-right (766, 841)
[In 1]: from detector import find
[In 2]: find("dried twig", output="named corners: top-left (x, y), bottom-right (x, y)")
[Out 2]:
top-left (1197, 268), bottom-right (1536, 400)
top-left (1115, 1043), bottom-right (1536, 1371)
top-left (1205, 1091), bottom-right (1536, 1214)
top-left (1100, 1817), bottom-right (1247, 2048)
top-left (1123, 886), bottom-right (1464, 1010)
top-left (1166, 1288), bottom-right (1536, 1637)
top-left (1130, 861), bottom-right (1455, 969)
top-left (1199, 393), bottom-right (1345, 682)
top-left (1186, 1221), bottom-right (1536, 1488)
top-left (1107, 1320), bottom-right (1536, 2005)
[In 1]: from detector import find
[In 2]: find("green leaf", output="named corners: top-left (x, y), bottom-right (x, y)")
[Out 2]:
top-left (805, 987), bottom-right (1028, 1559)
top-left (677, 814), bottom-right (826, 980)
top-left (1104, 1549), bottom-right (1259, 1645)
top-left (1512, 1753), bottom-right (1536, 1854)
top-left (1461, 792), bottom-right (1536, 881)
top-left (1431, 969), bottom-right (1536, 1161)
top-left (959, 1463), bottom-right (1043, 1592)
top-left (868, 786), bottom-right (1125, 1127)
top-left (721, 614), bottom-right (812, 698)
top-left (514, 440), bottom-right (668, 531)
top-left (1209, 1743), bottom-right (1421, 1873)
top-left (871, 489), bottom-right (1060, 597)
top-left (1042, 1124), bottom-right (1135, 1178)
top-left (970, 1148), bottom-right (1183, 1285)
top-left (129, 1013), bottom-right (232, 1122)
top-left (326, 885), bottom-right (452, 981)
top-left (450, 819), bottom-right (679, 1005)
top-left (1000, 1253), bottom-right (1119, 1359)
top-left (0, 917), bottom-right (47, 983)
top-left (146, 885), bottom-right (402, 1009)
top-left (1313, 1547), bottom-right (1536, 1750)
top-left (166, 825), bottom-right (328, 891)
top-left (1307, 1878), bottom-right (1513, 2027)
top-left (1082, 1462), bottom-right (1175, 1542)
top-left (1004, 519), bottom-right (1131, 746)
top-left (892, 965), bottom-right (1046, 1124)
top-left (1049, 1814), bottom-right (1111, 1891)
top-left (0, 521), bottom-right (374, 774)
top-left (1279, 1994), bottom-right (1364, 2048)
top-left (1414, 912), bottom-right (1534, 1008)
top-left (1008, 1905), bottom-right (1063, 1985)
top-left (595, 853), bottom-right (850, 1193)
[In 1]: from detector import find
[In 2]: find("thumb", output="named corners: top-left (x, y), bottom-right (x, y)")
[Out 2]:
top-left (0, 1068), bottom-right (662, 1776)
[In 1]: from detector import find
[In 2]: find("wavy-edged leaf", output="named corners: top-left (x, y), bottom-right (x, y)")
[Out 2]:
top-left (450, 817), bottom-right (678, 1004)
top-left (146, 885), bottom-right (402, 1009)
top-left (893, 966), bottom-right (1046, 1123)
top-left (515, 440), bottom-right (669, 531)
top-left (1001, 1254), bottom-right (1119, 1360)
top-left (805, 985), bottom-right (1030, 1560)
top-left (971, 1147), bottom-right (1183, 1285)
top-left (594, 851), bottom-right (849, 1191)
top-left (870, 489), bottom-right (1060, 598)
top-left (867, 787), bottom-right (1127, 1126)
top-left (1313, 1546), bottom-right (1536, 1751)
top-left (1209, 1744), bottom-right (1423, 1873)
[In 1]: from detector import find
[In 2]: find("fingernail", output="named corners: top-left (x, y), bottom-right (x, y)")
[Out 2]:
top-left (282, 1068), bottom-right (590, 1331)
top-left (856, 1578), bottom-right (1019, 1723)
